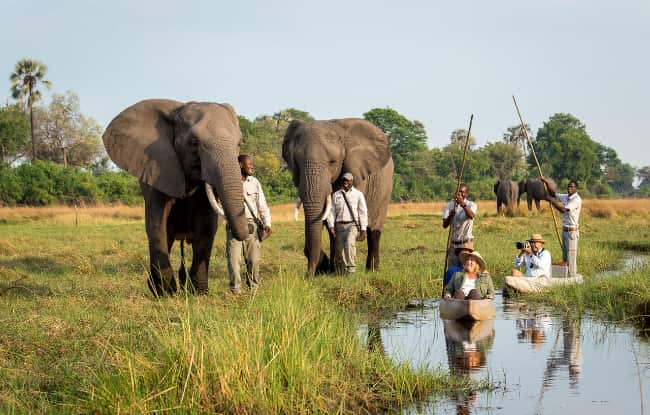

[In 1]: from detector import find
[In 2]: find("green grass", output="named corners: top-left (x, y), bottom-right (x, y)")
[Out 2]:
top-left (0, 208), bottom-right (648, 413)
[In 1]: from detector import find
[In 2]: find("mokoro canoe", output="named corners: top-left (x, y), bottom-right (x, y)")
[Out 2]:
top-left (443, 319), bottom-right (495, 343)
top-left (439, 298), bottom-right (495, 321)
top-left (503, 274), bottom-right (584, 294)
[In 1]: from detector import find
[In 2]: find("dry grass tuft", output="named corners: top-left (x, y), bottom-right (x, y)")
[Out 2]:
top-left (0, 240), bottom-right (17, 256)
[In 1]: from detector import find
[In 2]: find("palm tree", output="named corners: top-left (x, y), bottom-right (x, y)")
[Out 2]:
top-left (10, 59), bottom-right (52, 161)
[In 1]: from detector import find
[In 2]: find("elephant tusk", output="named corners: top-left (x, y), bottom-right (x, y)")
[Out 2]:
top-left (205, 183), bottom-right (225, 217)
top-left (319, 194), bottom-right (332, 222)
top-left (294, 197), bottom-right (302, 221)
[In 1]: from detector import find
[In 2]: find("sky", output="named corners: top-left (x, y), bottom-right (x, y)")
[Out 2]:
top-left (2, 0), bottom-right (649, 167)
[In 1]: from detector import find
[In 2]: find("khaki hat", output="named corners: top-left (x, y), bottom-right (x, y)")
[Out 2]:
top-left (459, 250), bottom-right (487, 273)
top-left (528, 233), bottom-right (546, 243)
top-left (454, 242), bottom-right (474, 255)
top-left (342, 172), bottom-right (353, 181)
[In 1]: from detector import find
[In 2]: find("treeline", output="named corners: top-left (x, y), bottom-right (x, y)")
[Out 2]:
top-left (3, 58), bottom-right (649, 206)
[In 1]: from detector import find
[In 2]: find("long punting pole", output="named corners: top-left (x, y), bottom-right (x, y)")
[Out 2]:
top-left (512, 95), bottom-right (563, 248)
top-left (442, 114), bottom-right (474, 291)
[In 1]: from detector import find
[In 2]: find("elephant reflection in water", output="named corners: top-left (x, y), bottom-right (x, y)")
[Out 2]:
top-left (443, 319), bottom-right (495, 414)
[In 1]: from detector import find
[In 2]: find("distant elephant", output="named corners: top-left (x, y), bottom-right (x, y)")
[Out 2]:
top-left (103, 99), bottom-right (248, 296)
top-left (282, 119), bottom-right (394, 275)
top-left (518, 177), bottom-right (557, 211)
top-left (493, 179), bottom-right (519, 215)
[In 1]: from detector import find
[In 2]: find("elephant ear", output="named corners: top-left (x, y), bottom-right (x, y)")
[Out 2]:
top-left (282, 120), bottom-right (304, 186)
top-left (103, 99), bottom-right (187, 198)
top-left (335, 119), bottom-right (391, 181)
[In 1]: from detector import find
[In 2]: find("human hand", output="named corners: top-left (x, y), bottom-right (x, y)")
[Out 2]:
top-left (444, 293), bottom-right (451, 299)
top-left (264, 226), bottom-right (273, 237)
top-left (486, 294), bottom-right (493, 299)
top-left (358, 230), bottom-right (367, 241)
top-left (329, 227), bottom-right (336, 236)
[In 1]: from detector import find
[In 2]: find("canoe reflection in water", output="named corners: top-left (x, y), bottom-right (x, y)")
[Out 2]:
top-left (443, 319), bottom-right (495, 414)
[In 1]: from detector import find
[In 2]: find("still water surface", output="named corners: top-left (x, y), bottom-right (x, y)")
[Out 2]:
top-left (366, 295), bottom-right (649, 414)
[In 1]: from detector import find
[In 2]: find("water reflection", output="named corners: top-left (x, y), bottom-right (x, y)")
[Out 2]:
top-left (443, 320), bottom-right (495, 414)
top-left (371, 295), bottom-right (650, 414)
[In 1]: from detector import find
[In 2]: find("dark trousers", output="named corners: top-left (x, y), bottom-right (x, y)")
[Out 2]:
top-left (453, 289), bottom-right (482, 300)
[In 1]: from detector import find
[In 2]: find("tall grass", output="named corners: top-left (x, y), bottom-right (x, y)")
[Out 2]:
top-left (0, 200), bottom-right (648, 413)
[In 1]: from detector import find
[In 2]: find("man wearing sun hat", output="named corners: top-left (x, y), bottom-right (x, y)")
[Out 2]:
top-left (512, 233), bottom-right (552, 278)
top-left (443, 250), bottom-right (494, 300)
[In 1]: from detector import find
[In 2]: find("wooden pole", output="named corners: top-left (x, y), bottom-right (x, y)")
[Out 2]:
top-left (442, 114), bottom-right (473, 291)
top-left (512, 95), bottom-right (562, 248)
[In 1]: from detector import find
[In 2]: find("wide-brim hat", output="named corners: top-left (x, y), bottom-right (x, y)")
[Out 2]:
top-left (342, 172), bottom-right (354, 181)
top-left (459, 250), bottom-right (487, 273)
top-left (454, 242), bottom-right (474, 255)
top-left (528, 233), bottom-right (546, 243)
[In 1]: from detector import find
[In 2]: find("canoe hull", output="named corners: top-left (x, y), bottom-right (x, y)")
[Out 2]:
top-left (503, 274), bottom-right (584, 294)
top-left (439, 298), bottom-right (495, 321)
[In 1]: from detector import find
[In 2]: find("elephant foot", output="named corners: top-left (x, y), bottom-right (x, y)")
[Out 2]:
top-left (147, 272), bottom-right (178, 297)
top-left (315, 251), bottom-right (333, 275)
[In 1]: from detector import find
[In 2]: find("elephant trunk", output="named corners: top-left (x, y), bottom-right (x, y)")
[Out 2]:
top-left (303, 200), bottom-right (327, 275)
top-left (200, 143), bottom-right (248, 241)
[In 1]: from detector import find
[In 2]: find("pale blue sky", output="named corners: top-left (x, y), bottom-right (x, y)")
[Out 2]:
top-left (3, 0), bottom-right (648, 167)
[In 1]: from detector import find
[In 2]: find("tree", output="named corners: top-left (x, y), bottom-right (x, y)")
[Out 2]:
top-left (272, 108), bottom-right (314, 131)
top-left (0, 103), bottom-right (30, 164)
top-left (10, 59), bottom-right (52, 161)
top-left (503, 124), bottom-right (532, 161)
top-left (448, 128), bottom-right (477, 149)
top-left (482, 141), bottom-right (525, 180)
top-left (33, 91), bottom-right (103, 167)
top-left (533, 113), bottom-right (600, 187)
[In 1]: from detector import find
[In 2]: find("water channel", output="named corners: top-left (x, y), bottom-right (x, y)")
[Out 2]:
top-left (364, 256), bottom-right (649, 414)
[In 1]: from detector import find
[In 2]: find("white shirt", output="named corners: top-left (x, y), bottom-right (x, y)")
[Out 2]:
top-left (327, 187), bottom-right (368, 229)
top-left (242, 176), bottom-right (271, 227)
top-left (442, 200), bottom-right (477, 242)
top-left (460, 276), bottom-right (477, 296)
top-left (514, 248), bottom-right (552, 277)
top-left (556, 192), bottom-right (582, 228)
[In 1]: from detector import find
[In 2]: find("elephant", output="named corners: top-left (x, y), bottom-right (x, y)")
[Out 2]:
top-left (493, 179), bottom-right (519, 215)
top-left (282, 118), bottom-right (394, 276)
top-left (102, 99), bottom-right (249, 296)
top-left (518, 177), bottom-right (557, 211)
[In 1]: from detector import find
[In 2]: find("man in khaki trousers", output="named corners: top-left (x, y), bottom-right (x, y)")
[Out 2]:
top-left (327, 172), bottom-right (368, 274)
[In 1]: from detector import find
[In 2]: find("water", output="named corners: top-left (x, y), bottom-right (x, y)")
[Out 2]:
top-left (364, 294), bottom-right (649, 414)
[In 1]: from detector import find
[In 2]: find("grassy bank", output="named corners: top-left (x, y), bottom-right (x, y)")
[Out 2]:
top-left (0, 200), bottom-right (648, 413)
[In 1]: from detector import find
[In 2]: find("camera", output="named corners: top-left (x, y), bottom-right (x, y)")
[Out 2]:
top-left (515, 241), bottom-right (531, 250)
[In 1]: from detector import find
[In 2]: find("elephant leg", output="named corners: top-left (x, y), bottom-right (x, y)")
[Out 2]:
top-left (497, 200), bottom-right (502, 215)
top-left (189, 197), bottom-right (217, 294)
top-left (535, 199), bottom-right (541, 210)
top-left (527, 197), bottom-right (533, 211)
top-left (143, 186), bottom-right (177, 297)
top-left (366, 228), bottom-right (382, 271)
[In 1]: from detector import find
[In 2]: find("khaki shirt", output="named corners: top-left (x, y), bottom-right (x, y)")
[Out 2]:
top-left (442, 200), bottom-right (477, 242)
top-left (327, 187), bottom-right (368, 229)
top-left (243, 176), bottom-right (271, 227)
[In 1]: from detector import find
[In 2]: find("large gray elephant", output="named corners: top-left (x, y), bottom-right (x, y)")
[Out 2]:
top-left (282, 119), bottom-right (394, 275)
top-left (493, 179), bottom-right (519, 215)
top-left (518, 177), bottom-right (557, 211)
top-left (103, 99), bottom-right (248, 296)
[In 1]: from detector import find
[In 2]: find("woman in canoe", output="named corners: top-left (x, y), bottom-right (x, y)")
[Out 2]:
top-left (443, 251), bottom-right (495, 300)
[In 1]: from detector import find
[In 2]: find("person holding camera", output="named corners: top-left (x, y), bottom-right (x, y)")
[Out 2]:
top-left (541, 176), bottom-right (582, 278)
top-left (328, 172), bottom-right (367, 274)
top-left (442, 184), bottom-right (477, 267)
top-left (226, 155), bottom-right (272, 295)
top-left (512, 233), bottom-right (551, 278)
top-left (443, 250), bottom-right (494, 300)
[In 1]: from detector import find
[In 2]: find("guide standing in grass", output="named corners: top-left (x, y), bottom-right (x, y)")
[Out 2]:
top-left (543, 177), bottom-right (582, 277)
top-left (328, 172), bottom-right (367, 274)
top-left (226, 155), bottom-right (272, 294)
